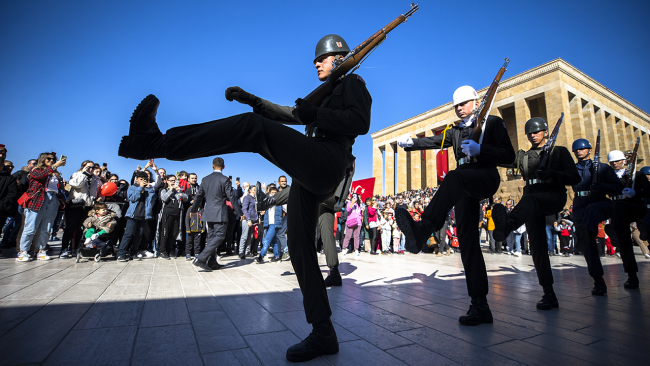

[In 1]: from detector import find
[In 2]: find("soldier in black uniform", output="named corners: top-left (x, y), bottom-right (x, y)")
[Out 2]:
top-left (570, 139), bottom-right (623, 296)
top-left (636, 166), bottom-right (650, 243)
top-left (491, 118), bottom-right (580, 310)
top-left (603, 149), bottom-right (648, 289)
top-left (256, 174), bottom-right (352, 287)
top-left (395, 85), bottom-right (515, 326)
top-left (117, 34), bottom-right (371, 363)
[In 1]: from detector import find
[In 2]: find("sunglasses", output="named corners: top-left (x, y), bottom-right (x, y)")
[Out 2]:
top-left (45, 157), bottom-right (55, 161)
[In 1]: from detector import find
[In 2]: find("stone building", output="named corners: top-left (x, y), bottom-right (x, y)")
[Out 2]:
top-left (371, 58), bottom-right (650, 203)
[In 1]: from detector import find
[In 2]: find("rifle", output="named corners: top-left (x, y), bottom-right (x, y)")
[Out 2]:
top-left (303, 3), bottom-right (419, 106)
top-left (592, 130), bottom-right (601, 184)
top-left (538, 112), bottom-right (564, 170)
top-left (469, 58), bottom-right (510, 143)
top-left (625, 137), bottom-right (641, 189)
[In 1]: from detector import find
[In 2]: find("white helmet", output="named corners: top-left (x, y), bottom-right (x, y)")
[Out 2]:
top-left (453, 86), bottom-right (479, 106)
top-left (607, 150), bottom-right (626, 162)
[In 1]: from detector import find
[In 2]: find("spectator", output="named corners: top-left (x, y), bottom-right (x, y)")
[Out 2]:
top-left (82, 202), bottom-right (118, 249)
top-left (557, 218), bottom-right (573, 256)
top-left (379, 210), bottom-right (392, 254)
top-left (0, 158), bottom-right (34, 249)
top-left (60, 160), bottom-right (101, 258)
top-left (545, 214), bottom-right (558, 256)
top-left (256, 186), bottom-right (284, 263)
top-left (342, 194), bottom-right (362, 256)
top-left (507, 224), bottom-right (525, 257)
top-left (365, 197), bottom-right (379, 255)
top-left (156, 174), bottom-right (188, 259)
top-left (239, 185), bottom-right (257, 259)
top-left (0, 145), bottom-right (18, 236)
top-left (118, 171), bottom-right (156, 262)
top-left (17, 152), bottom-right (66, 261)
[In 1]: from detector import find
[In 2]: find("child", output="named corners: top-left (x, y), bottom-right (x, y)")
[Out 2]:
top-left (391, 217), bottom-right (402, 254)
top-left (556, 219), bottom-right (573, 256)
top-left (379, 211), bottom-right (392, 254)
top-left (83, 203), bottom-right (117, 249)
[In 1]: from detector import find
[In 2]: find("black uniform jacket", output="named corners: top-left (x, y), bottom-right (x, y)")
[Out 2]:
top-left (614, 171), bottom-right (650, 204)
top-left (405, 115), bottom-right (515, 170)
top-left (572, 160), bottom-right (622, 209)
top-left (191, 171), bottom-right (243, 222)
top-left (506, 146), bottom-right (580, 194)
top-left (252, 73), bottom-right (372, 151)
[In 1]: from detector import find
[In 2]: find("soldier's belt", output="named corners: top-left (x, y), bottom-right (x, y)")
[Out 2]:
top-left (526, 179), bottom-right (551, 185)
top-left (611, 194), bottom-right (626, 201)
top-left (575, 191), bottom-right (591, 197)
top-left (458, 157), bottom-right (477, 166)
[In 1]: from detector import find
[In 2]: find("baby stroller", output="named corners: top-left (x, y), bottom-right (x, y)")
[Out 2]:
top-left (76, 202), bottom-right (124, 263)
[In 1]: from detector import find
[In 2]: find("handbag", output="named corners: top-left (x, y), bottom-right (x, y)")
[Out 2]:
top-left (17, 186), bottom-right (43, 208)
top-left (188, 212), bottom-right (204, 233)
top-left (369, 221), bottom-right (378, 229)
top-left (451, 237), bottom-right (459, 248)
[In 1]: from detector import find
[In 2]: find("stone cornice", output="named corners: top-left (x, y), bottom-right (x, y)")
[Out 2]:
top-left (371, 58), bottom-right (650, 140)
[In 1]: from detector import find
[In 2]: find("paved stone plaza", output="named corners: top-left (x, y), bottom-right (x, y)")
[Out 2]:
top-left (0, 241), bottom-right (647, 366)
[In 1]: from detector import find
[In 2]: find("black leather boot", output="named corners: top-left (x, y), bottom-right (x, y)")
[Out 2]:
top-left (459, 296), bottom-right (493, 326)
top-left (638, 221), bottom-right (648, 241)
top-left (324, 266), bottom-right (342, 287)
top-left (591, 276), bottom-right (607, 296)
top-left (118, 94), bottom-right (167, 160)
top-left (395, 208), bottom-right (435, 254)
top-left (286, 318), bottom-right (339, 362)
top-left (537, 285), bottom-right (559, 310)
top-left (624, 273), bottom-right (639, 289)
top-left (491, 203), bottom-right (511, 242)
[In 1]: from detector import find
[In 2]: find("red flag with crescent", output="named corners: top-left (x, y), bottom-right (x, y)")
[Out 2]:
top-left (435, 129), bottom-right (449, 182)
top-left (350, 177), bottom-right (375, 202)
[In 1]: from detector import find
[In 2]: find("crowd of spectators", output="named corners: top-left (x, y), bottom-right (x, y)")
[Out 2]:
top-left (1, 145), bottom-right (649, 264)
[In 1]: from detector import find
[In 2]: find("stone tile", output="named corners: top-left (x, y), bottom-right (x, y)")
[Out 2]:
top-left (139, 291), bottom-right (190, 328)
top-left (0, 302), bottom-right (92, 365)
top-left (44, 326), bottom-right (137, 366)
top-left (132, 324), bottom-right (203, 366)
top-left (50, 283), bottom-right (110, 304)
top-left (331, 307), bottom-right (412, 350)
top-left (386, 344), bottom-right (460, 366)
top-left (219, 297), bottom-right (286, 335)
top-left (111, 273), bottom-right (152, 286)
top-left (0, 298), bottom-right (48, 331)
top-left (273, 310), bottom-right (359, 343)
top-left (184, 287), bottom-right (223, 313)
top-left (361, 286), bottom-right (434, 306)
top-left (0, 284), bottom-right (27, 299)
top-left (251, 292), bottom-right (303, 314)
top-left (488, 339), bottom-right (592, 366)
top-left (339, 300), bottom-right (424, 332)
top-left (203, 348), bottom-right (262, 366)
top-left (75, 295), bottom-right (145, 329)
top-left (370, 300), bottom-right (513, 347)
top-left (397, 327), bottom-right (524, 366)
top-left (2, 279), bottom-right (78, 301)
top-left (324, 339), bottom-right (407, 366)
top-left (244, 330), bottom-right (330, 366)
top-left (524, 333), bottom-right (644, 364)
top-left (190, 310), bottom-right (247, 354)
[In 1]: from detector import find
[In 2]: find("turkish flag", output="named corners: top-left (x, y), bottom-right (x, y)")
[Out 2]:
top-left (435, 129), bottom-right (449, 182)
top-left (350, 177), bottom-right (375, 202)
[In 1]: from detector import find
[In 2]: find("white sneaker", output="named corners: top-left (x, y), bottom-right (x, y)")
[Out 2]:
top-left (355, 250), bottom-right (359, 256)
top-left (84, 238), bottom-right (91, 245)
top-left (343, 250), bottom-right (348, 256)
top-left (137, 250), bottom-right (154, 258)
top-left (645, 254), bottom-right (650, 259)
top-left (37, 250), bottom-right (51, 261)
top-left (16, 251), bottom-right (31, 262)
top-left (59, 251), bottom-right (71, 258)
top-left (513, 252), bottom-right (521, 257)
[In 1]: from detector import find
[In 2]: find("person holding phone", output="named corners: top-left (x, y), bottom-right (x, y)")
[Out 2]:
top-left (156, 174), bottom-right (188, 259)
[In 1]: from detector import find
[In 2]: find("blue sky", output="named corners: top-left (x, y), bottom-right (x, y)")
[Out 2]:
top-left (1, 0), bottom-right (649, 187)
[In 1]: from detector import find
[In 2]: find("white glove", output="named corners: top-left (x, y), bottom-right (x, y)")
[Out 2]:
top-left (91, 233), bottom-right (99, 240)
top-left (622, 188), bottom-right (635, 198)
top-left (397, 135), bottom-right (413, 148)
top-left (461, 140), bottom-right (481, 156)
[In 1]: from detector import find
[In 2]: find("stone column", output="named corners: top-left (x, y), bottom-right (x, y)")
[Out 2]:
top-left (569, 94), bottom-right (586, 141)
top-left (615, 117), bottom-right (629, 152)
top-left (411, 134), bottom-right (422, 190)
top-left (373, 146), bottom-right (384, 196)
top-left (385, 144), bottom-right (395, 196)
top-left (624, 122), bottom-right (635, 152)
top-left (582, 100), bottom-right (597, 145)
top-left (606, 112), bottom-right (620, 150)
top-left (633, 128), bottom-right (645, 169)
top-left (544, 86), bottom-right (573, 149)
top-left (514, 98), bottom-right (530, 153)
top-left (641, 132), bottom-right (650, 165)
top-left (397, 146), bottom-right (408, 193)
top-left (594, 107), bottom-right (610, 154)
top-left (425, 129), bottom-right (437, 188)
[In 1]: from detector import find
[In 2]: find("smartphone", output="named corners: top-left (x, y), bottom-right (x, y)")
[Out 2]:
top-left (150, 159), bottom-right (155, 165)
top-left (176, 171), bottom-right (180, 176)
top-left (61, 155), bottom-right (67, 161)
top-left (102, 163), bottom-right (107, 167)
top-left (236, 177), bottom-right (240, 181)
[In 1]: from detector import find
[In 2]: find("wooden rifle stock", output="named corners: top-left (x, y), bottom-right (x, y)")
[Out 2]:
top-left (625, 137), bottom-right (641, 189)
top-left (592, 130), bottom-right (601, 184)
top-left (303, 4), bottom-right (419, 106)
top-left (469, 58), bottom-right (510, 143)
top-left (538, 113), bottom-right (564, 170)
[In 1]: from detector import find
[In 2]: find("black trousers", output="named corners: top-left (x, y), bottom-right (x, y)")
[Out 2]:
top-left (575, 200), bottom-right (613, 278)
top-left (163, 112), bottom-right (353, 325)
top-left (61, 206), bottom-right (88, 252)
top-left (508, 189), bottom-right (567, 287)
top-left (611, 200), bottom-right (647, 274)
top-left (119, 218), bottom-right (145, 257)
top-left (318, 197), bottom-right (339, 269)
top-left (199, 222), bottom-right (226, 263)
top-left (422, 166), bottom-right (500, 297)
top-left (186, 232), bottom-right (203, 257)
top-left (159, 213), bottom-right (180, 255)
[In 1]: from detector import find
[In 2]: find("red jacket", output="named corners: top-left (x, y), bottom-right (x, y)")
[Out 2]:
top-left (24, 167), bottom-right (63, 211)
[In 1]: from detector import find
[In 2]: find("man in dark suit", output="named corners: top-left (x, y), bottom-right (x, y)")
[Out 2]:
top-left (190, 157), bottom-right (243, 272)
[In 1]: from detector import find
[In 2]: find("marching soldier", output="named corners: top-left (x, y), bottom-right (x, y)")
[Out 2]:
top-left (118, 34), bottom-right (372, 362)
top-left (603, 150), bottom-right (648, 289)
top-left (395, 85), bottom-right (515, 326)
top-left (570, 139), bottom-right (623, 296)
top-left (491, 117), bottom-right (580, 310)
